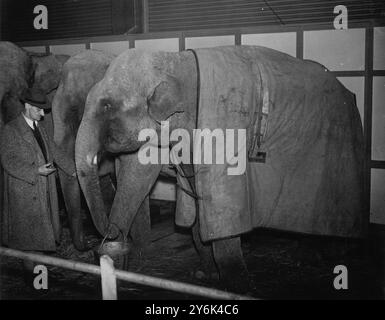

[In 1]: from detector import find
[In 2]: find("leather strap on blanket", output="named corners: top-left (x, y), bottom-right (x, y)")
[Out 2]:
top-left (170, 49), bottom-right (202, 201)
top-left (188, 49), bottom-right (201, 129)
top-left (248, 63), bottom-right (269, 163)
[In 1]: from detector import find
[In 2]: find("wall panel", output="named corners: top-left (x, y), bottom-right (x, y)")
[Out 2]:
top-left (135, 38), bottom-right (179, 52)
top-left (50, 44), bottom-right (86, 56)
top-left (23, 46), bottom-right (46, 53)
top-left (374, 27), bottom-right (385, 70)
top-left (185, 35), bottom-right (235, 49)
top-left (91, 41), bottom-right (129, 56)
top-left (371, 169), bottom-right (385, 224)
top-left (372, 77), bottom-right (385, 161)
top-left (337, 77), bottom-right (365, 124)
top-left (304, 29), bottom-right (365, 71)
top-left (241, 32), bottom-right (296, 57)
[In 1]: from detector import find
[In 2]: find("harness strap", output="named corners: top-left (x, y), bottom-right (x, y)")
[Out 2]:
top-left (248, 62), bottom-right (268, 163)
top-left (187, 49), bottom-right (201, 130)
top-left (168, 49), bottom-right (202, 201)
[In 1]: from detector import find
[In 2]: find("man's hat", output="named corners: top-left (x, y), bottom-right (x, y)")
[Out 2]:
top-left (20, 88), bottom-right (50, 109)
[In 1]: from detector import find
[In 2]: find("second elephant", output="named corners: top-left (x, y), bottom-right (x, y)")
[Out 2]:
top-left (52, 50), bottom-right (151, 250)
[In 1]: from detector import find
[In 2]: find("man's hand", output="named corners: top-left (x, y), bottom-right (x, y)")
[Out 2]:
top-left (38, 163), bottom-right (56, 176)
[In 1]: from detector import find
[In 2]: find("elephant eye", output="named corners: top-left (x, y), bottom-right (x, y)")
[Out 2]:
top-left (103, 103), bottom-right (112, 113)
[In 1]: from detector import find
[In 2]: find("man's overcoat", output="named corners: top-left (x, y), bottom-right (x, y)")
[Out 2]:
top-left (0, 114), bottom-right (75, 251)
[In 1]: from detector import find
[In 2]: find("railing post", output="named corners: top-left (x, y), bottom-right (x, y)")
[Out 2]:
top-left (100, 255), bottom-right (117, 300)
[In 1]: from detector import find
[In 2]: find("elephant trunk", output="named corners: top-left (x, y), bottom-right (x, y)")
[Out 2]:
top-left (75, 117), bottom-right (112, 237)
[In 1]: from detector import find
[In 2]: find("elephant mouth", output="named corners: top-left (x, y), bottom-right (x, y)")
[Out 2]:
top-left (102, 132), bottom-right (143, 154)
top-left (84, 150), bottom-right (111, 169)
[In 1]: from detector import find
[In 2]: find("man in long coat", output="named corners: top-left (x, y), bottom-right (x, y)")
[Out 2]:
top-left (0, 88), bottom-right (76, 252)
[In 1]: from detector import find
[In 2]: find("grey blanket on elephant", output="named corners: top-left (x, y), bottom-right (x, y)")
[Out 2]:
top-left (176, 45), bottom-right (366, 242)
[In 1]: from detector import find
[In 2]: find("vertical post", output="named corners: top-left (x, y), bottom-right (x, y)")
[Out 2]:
top-left (235, 30), bottom-right (241, 46)
top-left (143, 0), bottom-right (149, 33)
top-left (179, 32), bottom-right (185, 51)
top-left (129, 37), bottom-right (135, 49)
top-left (364, 27), bottom-right (374, 223)
top-left (100, 255), bottom-right (117, 300)
top-left (296, 29), bottom-right (304, 60)
top-left (0, 0), bottom-right (3, 40)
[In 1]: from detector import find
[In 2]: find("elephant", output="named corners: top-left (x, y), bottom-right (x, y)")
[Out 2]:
top-left (75, 46), bottom-right (365, 292)
top-left (52, 50), bottom-right (152, 251)
top-left (52, 50), bottom-right (115, 250)
top-left (0, 41), bottom-right (91, 248)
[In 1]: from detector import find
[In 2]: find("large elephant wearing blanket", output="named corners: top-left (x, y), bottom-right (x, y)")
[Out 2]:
top-left (75, 46), bottom-right (366, 291)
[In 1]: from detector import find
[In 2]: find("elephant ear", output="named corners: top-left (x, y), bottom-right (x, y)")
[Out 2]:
top-left (147, 75), bottom-right (184, 123)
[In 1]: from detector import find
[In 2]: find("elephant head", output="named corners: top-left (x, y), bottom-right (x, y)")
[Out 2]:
top-left (27, 52), bottom-right (70, 136)
top-left (75, 49), bottom-right (197, 237)
top-left (53, 50), bottom-right (114, 154)
top-left (0, 42), bottom-right (31, 132)
top-left (28, 53), bottom-right (69, 95)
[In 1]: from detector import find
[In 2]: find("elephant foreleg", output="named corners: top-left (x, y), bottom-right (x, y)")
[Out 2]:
top-left (130, 195), bottom-right (151, 250)
top-left (212, 236), bottom-right (251, 293)
top-left (109, 154), bottom-right (161, 247)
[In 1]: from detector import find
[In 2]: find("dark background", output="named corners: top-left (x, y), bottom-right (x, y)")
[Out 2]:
top-left (1, 0), bottom-right (384, 42)
top-left (0, 0), bottom-right (142, 41)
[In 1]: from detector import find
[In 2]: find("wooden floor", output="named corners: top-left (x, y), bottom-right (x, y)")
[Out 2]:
top-left (0, 201), bottom-right (384, 300)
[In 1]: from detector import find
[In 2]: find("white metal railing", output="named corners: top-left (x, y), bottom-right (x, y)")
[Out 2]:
top-left (0, 247), bottom-right (256, 300)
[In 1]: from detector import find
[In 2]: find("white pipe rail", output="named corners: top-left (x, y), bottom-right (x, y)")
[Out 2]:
top-left (0, 247), bottom-right (256, 300)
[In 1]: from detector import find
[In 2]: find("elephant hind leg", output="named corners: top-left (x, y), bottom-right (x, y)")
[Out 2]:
top-left (192, 220), bottom-right (219, 281)
top-left (212, 236), bottom-right (252, 293)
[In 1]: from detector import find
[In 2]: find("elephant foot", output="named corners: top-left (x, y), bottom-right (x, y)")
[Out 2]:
top-left (195, 251), bottom-right (220, 282)
top-left (73, 238), bottom-right (93, 252)
top-left (212, 236), bottom-right (253, 294)
top-left (71, 226), bottom-right (93, 252)
top-left (219, 261), bottom-right (253, 294)
top-left (192, 269), bottom-right (220, 281)
top-left (191, 217), bottom-right (220, 282)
